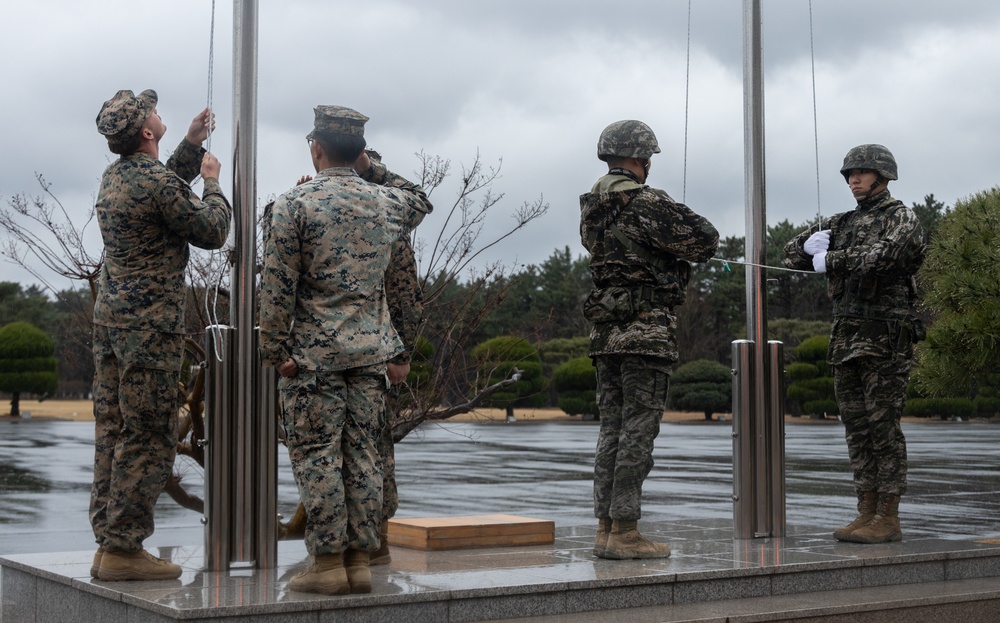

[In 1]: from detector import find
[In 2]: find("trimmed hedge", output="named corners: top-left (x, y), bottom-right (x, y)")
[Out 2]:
top-left (552, 356), bottom-right (597, 417)
top-left (903, 397), bottom-right (975, 420)
top-left (669, 359), bottom-right (731, 420)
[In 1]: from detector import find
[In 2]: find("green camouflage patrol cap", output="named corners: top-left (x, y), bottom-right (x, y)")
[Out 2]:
top-left (840, 144), bottom-right (898, 181)
top-left (96, 89), bottom-right (157, 140)
top-left (597, 120), bottom-right (661, 162)
top-left (306, 105), bottom-right (369, 140)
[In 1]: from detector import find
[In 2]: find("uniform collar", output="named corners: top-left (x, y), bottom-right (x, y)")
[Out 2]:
top-left (855, 189), bottom-right (891, 211)
top-left (317, 167), bottom-right (359, 178)
top-left (607, 167), bottom-right (643, 184)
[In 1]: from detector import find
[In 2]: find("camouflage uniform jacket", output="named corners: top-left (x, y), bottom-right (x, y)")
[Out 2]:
top-left (580, 169), bottom-right (719, 361)
top-left (93, 139), bottom-right (232, 334)
top-left (782, 190), bottom-right (926, 364)
top-left (385, 236), bottom-right (422, 364)
top-left (258, 161), bottom-right (432, 371)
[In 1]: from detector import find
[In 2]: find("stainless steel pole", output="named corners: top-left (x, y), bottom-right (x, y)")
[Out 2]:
top-left (230, 0), bottom-right (259, 564)
top-left (204, 326), bottom-right (233, 570)
top-left (232, 0), bottom-right (277, 569)
top-left (741, 0), bottom-right (777, 538)
top-left (767, 341), bottom-right (786, 537)
top-left (204, 0), bottom-right (275, 571)
top-left (256, 336), bottom-right (278, 569)
top-left (731, 340), bottom-right (755, 539)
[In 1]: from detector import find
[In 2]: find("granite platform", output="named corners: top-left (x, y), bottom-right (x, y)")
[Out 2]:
top-left (3, 518), bottom-right (1000, 623)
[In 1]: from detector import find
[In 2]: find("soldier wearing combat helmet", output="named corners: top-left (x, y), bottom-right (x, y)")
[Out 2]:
top-left (581, 120), bottom-right (719, 560)
top-left (783, 144), bottom-right (926, 544)
top-left (90, 89), bottom-right (231, 581)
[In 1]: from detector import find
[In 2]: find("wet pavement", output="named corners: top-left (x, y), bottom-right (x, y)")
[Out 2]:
top-left (1, 416), bottom-right (999, 556)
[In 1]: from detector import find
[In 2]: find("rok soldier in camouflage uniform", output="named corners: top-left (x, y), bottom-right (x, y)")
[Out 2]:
top-left (783, 144), bottom-right (925, 544)
top-left (258, 106), bottom-right (432, 595)
top-left (90, 89), bottom-right (232, 581)
top-left (581, 120), bottom-right (719, 559)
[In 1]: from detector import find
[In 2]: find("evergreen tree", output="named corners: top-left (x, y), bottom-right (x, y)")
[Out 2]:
top-left (552, 356), bottom-right (597, 418)
top-left (786, 335), bottom-right (837, 417)
top-left (668, 359), bottom-right (732, 421)
top-left (0, 321), bottom-right (58, 416)
top-left (470, 335), bottom-right (547, 420)
top-left (913, 187), bottom-right (1000, 398)
top-left (910, 193), bottom-right (949, 243)
top-left (767, 219), bottom-right (831, 322)
top-left (0, 282), bottom-right (59, 335)
top-left (538, 336), bottom-right (590, 406)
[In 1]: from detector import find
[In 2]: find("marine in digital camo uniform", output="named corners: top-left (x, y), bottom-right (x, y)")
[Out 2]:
top-left (783, 144), bottom-right (925, 544)
top-left (91, 89), bottom-right (232, 581)
top-left (258, 106), bottom-right (432, 595)
top-left (581, 120), bottom-right (719, 560)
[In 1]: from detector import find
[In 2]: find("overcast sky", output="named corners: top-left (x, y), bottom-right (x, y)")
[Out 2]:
top-left (3, 0), bottom-right (999, 291)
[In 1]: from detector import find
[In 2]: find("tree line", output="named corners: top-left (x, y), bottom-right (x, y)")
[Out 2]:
top-left (3, 153), bottom-right (997, 425)
top-left (0, 193), bottom-right (954, 406)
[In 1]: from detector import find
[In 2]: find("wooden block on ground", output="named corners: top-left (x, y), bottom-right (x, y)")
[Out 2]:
top-left (388, 514), bottom-right (555, 550)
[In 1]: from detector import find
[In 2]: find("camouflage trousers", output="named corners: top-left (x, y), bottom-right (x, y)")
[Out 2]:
top-left (834, 355), bottom-right (910, 497)
top-left (90, 325), bottom-right (182, 552)
top-left (279, 364), bottom-right (385, 556)
top-left (593, 354), bottom-right (671, 521)
top-left (378, 388), bottom-right (400, 521)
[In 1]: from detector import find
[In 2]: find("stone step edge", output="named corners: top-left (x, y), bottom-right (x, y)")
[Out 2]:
top-left (487, 576), bottom-right (1000, 623)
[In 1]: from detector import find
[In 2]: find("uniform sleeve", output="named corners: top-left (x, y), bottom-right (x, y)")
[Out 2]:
top-left (155, 174), bottom-right (232, 250)
top-left (258, 196), bottom-right (301, 366)
top-left (619, 188), bottom-right (719, 263)
top-left (782, 221), bottom-right (824, 271)
top-left (825, 207), bottom-right (925, 277)
top-left (385, 237), bottom-right (423, 365)
top-left (361, 160), bottom-right (434, 232)
top-left (165, 139), bottom-right (204, 183)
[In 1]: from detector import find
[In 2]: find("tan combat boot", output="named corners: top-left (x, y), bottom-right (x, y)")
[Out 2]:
top-left (593, 517), bottom-right (611, 558)
top-left (833, 491), bottom-right (877, 542)
top-left (345, 549), bottom-right (372, 594)
top-left (603, 520), bottom-right (671, 560)
top-left (98, 549), bottom-right (182, 581)
top-left (90, 546), bottom-right (105, 579)
top-left (850, 494), bottom-right (902, 544)
top-left (370, 519), bottom-right (391, 566)
top-left (288, 552), bottom-right (350, 595)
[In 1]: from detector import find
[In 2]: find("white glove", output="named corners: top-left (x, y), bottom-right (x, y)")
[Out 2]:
top-left (803, 229), bottom-right (831, 256)
top-left (812, 251), bottom-right (827, 273)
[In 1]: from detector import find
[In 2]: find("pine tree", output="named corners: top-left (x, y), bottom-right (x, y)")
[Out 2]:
top-left (914, 187), bottom-right (1000, 398)
top-left (0, 321), bottom-right (58, 416)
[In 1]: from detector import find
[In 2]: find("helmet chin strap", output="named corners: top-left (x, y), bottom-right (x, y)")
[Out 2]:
top-left (857, 175), bottom-right (885, 202)
top-left (640, 158), bottom-right (651, 184)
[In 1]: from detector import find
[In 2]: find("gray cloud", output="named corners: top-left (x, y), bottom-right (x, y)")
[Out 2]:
top-left (3, 0), bottom-right (999, 286)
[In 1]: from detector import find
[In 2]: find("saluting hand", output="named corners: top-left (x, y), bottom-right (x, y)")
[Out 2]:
top-left (353, 150), bottom-right (371, 176)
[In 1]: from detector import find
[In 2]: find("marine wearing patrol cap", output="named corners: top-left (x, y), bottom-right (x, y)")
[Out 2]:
top-left (307, 105), bottom-right (369, 140)
top-left (96, 89), bottom-right (158, 141)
